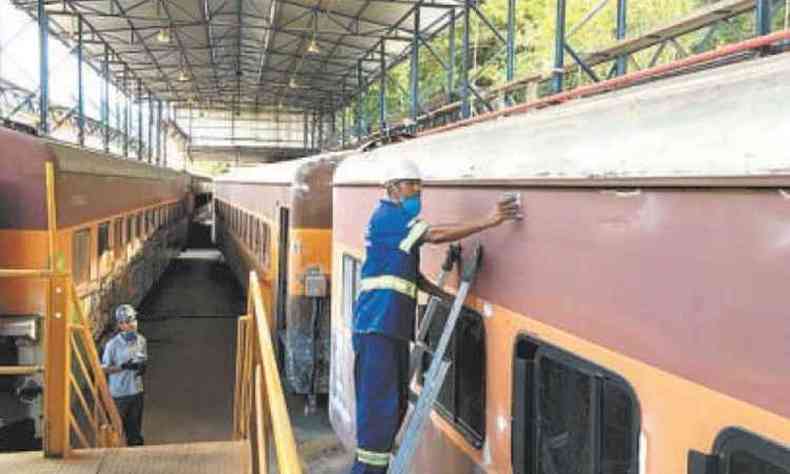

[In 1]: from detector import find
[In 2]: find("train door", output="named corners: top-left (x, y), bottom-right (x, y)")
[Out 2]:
top-left (276, 207), bottom-right (290, 336)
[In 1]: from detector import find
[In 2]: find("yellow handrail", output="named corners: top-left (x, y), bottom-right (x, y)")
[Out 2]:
top-left (233, 271), bottom-right (303, 474)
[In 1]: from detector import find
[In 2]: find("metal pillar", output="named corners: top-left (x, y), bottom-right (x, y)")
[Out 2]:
top-left (461, 0), bottom-right (471, 118)
top-left (615, 0), bottom-right (628, 76)
top-left (341, 92), bottom-right (347, 148)
top-left (356, 61), bottom-right (363, 138)
top-left (123, 68), bottom-right (129, 157)
top-left (552, 0), bottom-right (567, 93)
top-left (410, 8), bottom-right (420, 121)
top-left (303, 111), bottom-right (308, 150)
top-left (506, 0), bottom-right (516, 105)
top-left (163, 103), bottom-right (168, 167)
top-left (77, 18), bottom-right (85, 147)
top-left (379, 41), bottom-right (386, 129)
top-left (147, 96), bottom-right (153, 163)
top-left (448, 9), bottom-right (455, 102)
top-left (156, 100), bottom-right (162, 165)
top-left (137, 80), bottom-right (143, 160)
top-left (38, 0), bottom-right (48, 134)
top-left (756, 0), bottom-right (771, 35)
top-left (318, 111), bottom-right (324, 149)
top-left (102, 47), bottom-right (110, 152)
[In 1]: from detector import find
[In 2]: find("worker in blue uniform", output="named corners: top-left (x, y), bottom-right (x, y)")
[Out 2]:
top-left (351, 159), bottom-right (521, 473)
top-left (102, 304), bottom-right (148, 446)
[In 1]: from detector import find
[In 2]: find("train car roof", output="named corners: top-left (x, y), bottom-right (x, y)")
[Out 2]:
top-left (216, 150), bottom-right (353, 186)
top-left (334, 52), bottom-right (790, 187)
top-left (49, 141), bottom-right (186, 181)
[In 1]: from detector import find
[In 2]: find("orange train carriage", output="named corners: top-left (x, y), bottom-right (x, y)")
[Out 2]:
top-left (0, 126), bottom-right (194, 448)
top-left (328, 53), bottom-right (790, 472)
top-left (213, 151), bottom-right (351, 399)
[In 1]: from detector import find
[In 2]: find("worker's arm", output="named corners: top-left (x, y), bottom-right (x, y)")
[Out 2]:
top-left (101, 343), bottom-right (123, 375)
top-left (422, 195), bottom-right (522, 245)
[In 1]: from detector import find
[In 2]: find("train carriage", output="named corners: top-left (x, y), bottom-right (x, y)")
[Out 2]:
top-left (0, 127), bottom-right (193, 448)
top-left (329, 52), bottom-right (790, 473)
top-left (213, 151), bottom-right (352, 399)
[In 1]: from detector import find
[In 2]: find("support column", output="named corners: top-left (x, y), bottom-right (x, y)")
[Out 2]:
top-left (303, 111), bottom-right (308, 150)
top-left (552, 0), bottom-right (567, 93)
top-left (156, 100), bottom-right (162, 165)
top-left (147, 96), bottom-right (153, 163)
top-left (137, 80), bottom-right (143, 160)
top-left (43, 275), bottom-right (71, 458)
top-left (123, 68), bottom-right (129, 157)
top-left (38, 0), bottom-right (49, 134)
top-left (356, 61), bottom-right (363, 139)
top-left (506, 0), bottom-right (516, 105)
top-left (461, 0), bottom-right (471, 118)
top-left (163, 103), bottom-right (168, 167)
top-left (410, 7), bottom-right (420, 121)
top-left (615, 0), bottom-right (628, 76)
top-left (448, 9), bottom-right (455, 102)
top-left (379, 41), bottom-right (386, 129)
top-left (77, 18), bottom-right (85, 147)
top-left (756, 0), bottom-right (771, 35)
top-left (102, 46), bottom-right (110, 152)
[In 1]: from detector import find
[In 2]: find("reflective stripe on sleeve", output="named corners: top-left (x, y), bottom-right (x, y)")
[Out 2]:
top-left (399, 220), bottom-right (430, 253)
top-left (356, 448), bottom-right (391, 467)
top-left (359, 275), bottom-right (417, 299)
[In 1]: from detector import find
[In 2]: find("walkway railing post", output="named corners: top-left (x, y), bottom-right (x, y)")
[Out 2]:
top-left (616, 0), bottom-right (628, 76)
top-left (461, 0), bottom-right (471, 118)
top-left (44, 275), bottom-right (71, 458)
top-left (552, 0), bottom-right (567, 92)
top-left (38, 0), bottom-right (49, 134)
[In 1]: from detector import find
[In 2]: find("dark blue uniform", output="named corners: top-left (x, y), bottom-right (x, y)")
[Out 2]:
top-left (352, 200), bottom-right (429, 473)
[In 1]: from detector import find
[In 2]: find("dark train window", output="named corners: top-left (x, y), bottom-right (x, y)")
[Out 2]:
top-left (136, 213), bottom-right (143, 237)
top-left (341, 255), bottom-right (361, 326)
top-left (72, 229), bottom-right (91, 284)
top-left (98, 222), bottom-right (110, 258)
top-left (260, 222), bottom-right (270, 263)
top-left (420, 300), bottom-right (486, 446)
top-left (254, 219), bottom-right (262, 255)
top-left (114, 218), bottom-right (124, 248)
top-left (126, 216), bottom-right (133, 242)
top-left (714, 428), bottom-right (790, 474)
top-left (511, 337), bottom-right (640, 474)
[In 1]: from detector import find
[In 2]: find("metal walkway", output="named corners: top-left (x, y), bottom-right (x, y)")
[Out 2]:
top-left (0, 440), bottom-right (249, 473)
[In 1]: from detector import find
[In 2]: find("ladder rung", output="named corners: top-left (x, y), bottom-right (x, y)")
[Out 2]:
top-left (0, 365), bottom-right (44, 375)
top-left (0, 269), bottom-right (60, 278)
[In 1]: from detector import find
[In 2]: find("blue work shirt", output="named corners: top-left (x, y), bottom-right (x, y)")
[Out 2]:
top-left (353, 200), bottom-right (430, 342)
top-left (101, 332), bottom-right (147, 398)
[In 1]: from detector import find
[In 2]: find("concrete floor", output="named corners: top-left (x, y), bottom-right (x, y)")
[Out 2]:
top-left (134, 221), bottom-right (353, 472)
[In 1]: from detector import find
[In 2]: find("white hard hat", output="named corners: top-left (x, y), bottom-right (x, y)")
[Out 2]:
top-left (382, 159), bottom-right (421, 186)
top-left (115, 304), bottom-right (138, 323)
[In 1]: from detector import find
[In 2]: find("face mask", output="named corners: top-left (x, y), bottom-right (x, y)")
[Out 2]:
top-left (401, 195), bottom-right (422, 219)
top-left (122, 331), bottom-right (137, 342)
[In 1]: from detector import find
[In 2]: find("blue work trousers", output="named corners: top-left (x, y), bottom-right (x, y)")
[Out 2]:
top-left (351, 333), bottom-right (409, 474)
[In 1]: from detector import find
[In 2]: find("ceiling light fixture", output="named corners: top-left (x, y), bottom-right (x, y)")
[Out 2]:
top-left (289, 78), bottom-right (299, 89)
top-left (178, 69), bottom-right (189, 82)
top-left (306, 39), bottom-right (320, 55)
top-left (157, 27), bottom-right (171, 44)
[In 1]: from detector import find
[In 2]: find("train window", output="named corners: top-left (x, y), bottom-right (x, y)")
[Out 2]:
top-left (420, 300), bottom-right (486, 446)
top-left (254, 219), bottom-right (262, 255)
top-left (261, 222), bottom-right (270, 263)
top-left (714, 428), bottom-right (790, 474)
top-left (126, 216), bottom-right (133, 242)
top-left (341, 255), bottom-right (362, 326)
top-left (72, 229), bottom-right (91, 285)
top-left (114, 218), bottom-right (124, 248)
top-left (136, 213), bottom-right (143, 237)
top-left (98, 222), bottom-right (111, 258)
top-left (511, 337), bottom-right (640, 474)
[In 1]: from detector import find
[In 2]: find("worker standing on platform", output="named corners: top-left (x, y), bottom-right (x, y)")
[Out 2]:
top-left (102, 304), bottom-right (148, 446)
top-left (351, 159), bottom-right (521, 473)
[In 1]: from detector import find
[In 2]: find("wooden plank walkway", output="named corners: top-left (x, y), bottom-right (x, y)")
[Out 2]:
top-left (0, 440), bottom-right (249, 474)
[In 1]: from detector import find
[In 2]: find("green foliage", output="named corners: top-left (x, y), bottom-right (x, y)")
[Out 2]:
top-left (352, 0), bottom-right (770, 128)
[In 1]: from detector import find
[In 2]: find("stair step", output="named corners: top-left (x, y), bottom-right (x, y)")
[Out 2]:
top-left (0, 440), bottom-right (250, 473)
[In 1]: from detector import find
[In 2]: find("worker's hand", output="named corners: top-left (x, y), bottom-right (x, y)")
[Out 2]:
top-left (488, 193), bottom-right (522, 227)
top-left (121, 361), bottom-right (136, 371)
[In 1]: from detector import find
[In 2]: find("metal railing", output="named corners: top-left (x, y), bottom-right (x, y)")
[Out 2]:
top-left (233, 271), bottom-right (303, 474)
top-left (0, 162), bottom-right (125, 457)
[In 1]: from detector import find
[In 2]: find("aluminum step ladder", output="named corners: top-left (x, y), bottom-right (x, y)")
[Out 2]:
top-left (388, 243), bottom-right (484, 474)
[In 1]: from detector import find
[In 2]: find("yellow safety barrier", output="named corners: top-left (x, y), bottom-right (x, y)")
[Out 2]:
top-left (0, 163), bottom-right (125, 457)
top-left (233, 271), bottom-right (303, 474)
